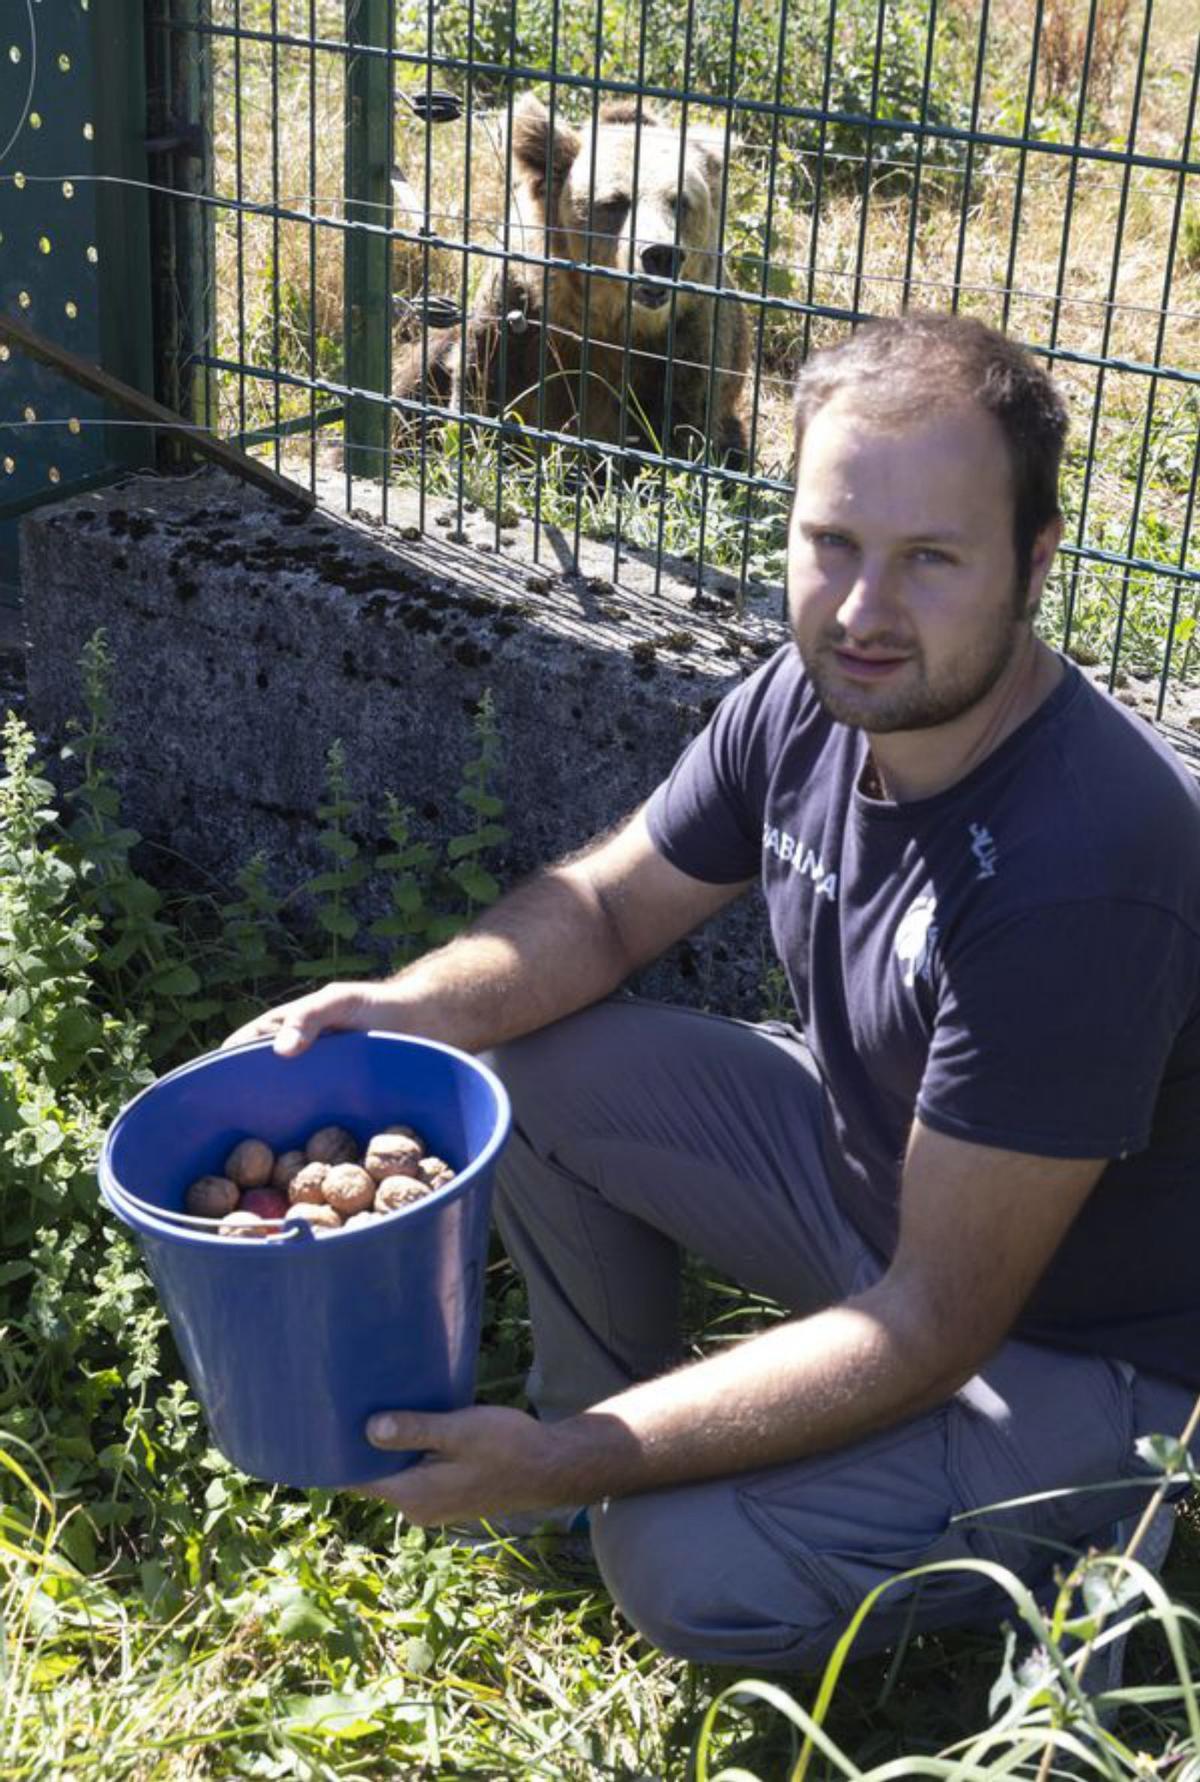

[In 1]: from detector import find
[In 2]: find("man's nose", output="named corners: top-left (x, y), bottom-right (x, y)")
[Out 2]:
top-left (835, 559), bottom-right (897, 635)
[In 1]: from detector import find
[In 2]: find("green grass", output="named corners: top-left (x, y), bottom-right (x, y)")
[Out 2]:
top-left (7, 1415), bottom-right (1200, 1779)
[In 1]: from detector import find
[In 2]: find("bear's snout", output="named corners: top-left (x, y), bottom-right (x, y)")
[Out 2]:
top-left (635, 240), bottom-right (686, 307)
top-left (640, 242), bottom-right (684, 281)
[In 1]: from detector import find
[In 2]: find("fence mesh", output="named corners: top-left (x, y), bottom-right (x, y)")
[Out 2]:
top-left (15, 2), bottom-right (1200, 725)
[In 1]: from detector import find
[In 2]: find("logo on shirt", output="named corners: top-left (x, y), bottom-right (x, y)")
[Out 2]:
top-left (762, 822), bottom-right (838, 901)
top-left (895, 893), bottom-right (939, 988)
top-left (969, 822), bottom-right (998, 880)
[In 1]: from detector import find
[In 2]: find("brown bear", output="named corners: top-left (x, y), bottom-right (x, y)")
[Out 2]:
top-left (394, 95), bottom-right (749, 468)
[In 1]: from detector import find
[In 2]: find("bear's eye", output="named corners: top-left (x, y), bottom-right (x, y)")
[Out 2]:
top-left (589, 196), bottom-right (629, 236)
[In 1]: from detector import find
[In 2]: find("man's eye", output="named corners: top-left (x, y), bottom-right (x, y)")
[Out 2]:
top-left (911, 546), bottom-right (954, 565)
top-left (812, 531), bottom-right (852, 550)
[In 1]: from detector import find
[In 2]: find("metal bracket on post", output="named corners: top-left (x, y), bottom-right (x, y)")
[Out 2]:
top-left (344, 1), bottom-right (394, 482)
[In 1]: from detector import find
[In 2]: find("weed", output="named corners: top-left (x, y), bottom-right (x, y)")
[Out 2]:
top-left (1038, 0), bottom-right (1136, 118)
top-left (57, 632), bottom-right (219, 1061)
top-left (290, 736), bottom-right (378, 981)
top-left (368, 689), bottom-right (509, 969)
top-left (205, 851), bottom-right (294, 1034)
top-left (1182, 207), bottom-right (1200, 276)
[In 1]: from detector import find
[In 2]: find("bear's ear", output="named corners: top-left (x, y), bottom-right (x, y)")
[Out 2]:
top-left (511, 94), bottom-right (581, 198)
top-left (597, 99), bottom-right (666, 129)
top-left (687, 123), bottom-right (737, 200)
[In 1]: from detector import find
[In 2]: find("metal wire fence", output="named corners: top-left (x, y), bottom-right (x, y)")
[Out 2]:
top-left (3, 1), bottom-right (1198, 730)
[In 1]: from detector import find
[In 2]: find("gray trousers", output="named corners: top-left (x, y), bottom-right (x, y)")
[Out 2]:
top-left (487, 999), bottom-right (1195, 1671)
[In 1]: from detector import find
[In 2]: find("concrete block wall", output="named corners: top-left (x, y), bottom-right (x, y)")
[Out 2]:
top-left (20, 467), bottom-right (788, 1017)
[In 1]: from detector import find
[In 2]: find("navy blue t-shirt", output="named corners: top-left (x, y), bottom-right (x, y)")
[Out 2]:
top-left (645, 645), bottom-right (1200, 1385)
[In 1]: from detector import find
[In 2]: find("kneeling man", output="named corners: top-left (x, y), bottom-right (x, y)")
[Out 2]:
top-left (229, 313), bottom-right (1200, 1670)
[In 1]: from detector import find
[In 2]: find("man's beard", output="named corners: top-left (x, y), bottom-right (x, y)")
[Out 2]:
top-left (795, 601), bottom-right (1025, 734)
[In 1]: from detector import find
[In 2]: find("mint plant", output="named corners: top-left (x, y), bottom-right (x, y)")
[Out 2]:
top-left (368, 793), bottom-right (443, 969)
top-left (207, 851), bottom-right (293, 1031)
top-left (57, 632), bottom-right (218, 1059)
top-left (291, 737), bottom-right (376, 981)
top-left (446, 688), bottom-right (510, 927)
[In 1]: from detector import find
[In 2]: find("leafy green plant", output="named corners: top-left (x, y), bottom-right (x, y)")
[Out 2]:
top-left (0, 712), bottom-right (171, 1562)
top-left (290, 736), bottom-right (377, 981)
top-left (405, 0), bottom-right (972, 197)
top-left (293, 696), bottom-right (510, 978)
top-left (368, 792), bottom-right (448, 968)
top-left (204, 850), bottom-right (294, 1033)
top-left (0, 713), bottom-right (105, 1097)
top-left (57, 631), bottom-right (219, 1060)
top-left (446, 687), bottom-right (510, 923)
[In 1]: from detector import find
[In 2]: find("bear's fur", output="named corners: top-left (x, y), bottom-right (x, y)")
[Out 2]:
top-left (394, 96), bottom-right (749, 466)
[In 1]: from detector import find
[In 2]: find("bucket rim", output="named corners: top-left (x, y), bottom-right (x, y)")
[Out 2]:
top-left (98, 1029), bottom-right (511, 1247)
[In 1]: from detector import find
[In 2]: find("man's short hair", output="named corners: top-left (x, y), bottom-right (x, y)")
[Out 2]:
top-left (792, 313), bottom-right (1070, 599)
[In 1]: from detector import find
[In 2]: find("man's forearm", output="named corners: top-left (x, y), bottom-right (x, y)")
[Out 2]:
top-left (537, 1284), bottom-right (976, 1505)
top-left (362, 1281), bottom-right (977, 1525)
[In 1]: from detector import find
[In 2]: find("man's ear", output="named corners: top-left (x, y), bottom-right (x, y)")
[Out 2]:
top-left (1023, 513), bottom-right (1063, 619)
top-left (510, 94), bottom-right (581, 202)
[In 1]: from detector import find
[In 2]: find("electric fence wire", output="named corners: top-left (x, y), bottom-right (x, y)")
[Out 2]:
top-left (0, 0), bottom-right (37, 170)
top-left (4, 167), bottom-right (1198, 344)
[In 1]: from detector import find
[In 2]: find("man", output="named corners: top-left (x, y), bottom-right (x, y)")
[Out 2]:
top-left (229, 314), bottom-right (1200, 1671)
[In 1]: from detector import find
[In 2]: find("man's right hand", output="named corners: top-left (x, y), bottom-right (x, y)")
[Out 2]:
top-left (223, 981), bottom-right (386, 1056)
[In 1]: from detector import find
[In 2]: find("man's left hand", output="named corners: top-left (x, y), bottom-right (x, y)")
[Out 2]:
top-left (358, 1404), bottom-right (565, 1524)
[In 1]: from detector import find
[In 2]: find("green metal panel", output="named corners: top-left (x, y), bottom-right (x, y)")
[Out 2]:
top-left (0, 0), bottom-right (153, 607)
top-left (343, 0), bottom-right (393, 481)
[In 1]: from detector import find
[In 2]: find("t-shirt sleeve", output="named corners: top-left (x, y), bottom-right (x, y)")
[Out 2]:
top-left (644, 653), bottom-right (791, 884)
top-left (917, 901), bottom-right (1199, 1159)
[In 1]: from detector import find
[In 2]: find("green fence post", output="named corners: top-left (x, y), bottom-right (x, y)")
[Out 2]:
top-left (145, 0), bottom-right (217, 443)
top-left (344, 0), bottom-right (393, 482)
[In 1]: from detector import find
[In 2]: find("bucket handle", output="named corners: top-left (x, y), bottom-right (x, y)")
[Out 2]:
top-left (108, 1195), bottom-right (314, 1240)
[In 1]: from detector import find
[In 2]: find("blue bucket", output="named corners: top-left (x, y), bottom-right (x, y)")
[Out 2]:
top-left (99, 1031), bottom-right (510, 1488)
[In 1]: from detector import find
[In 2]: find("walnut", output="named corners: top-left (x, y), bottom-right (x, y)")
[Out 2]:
top-left (322, 1163), bottom-right (376, 1217)
top-left (376, 1174), bottom-right (432, 1213)
top-left (342, 1210), bottom-right (383, 1232)
top-left (288, 1161), bottom-right (330, 1205)
top-left (284, 1200), bottom-right (342, 1234)
top-left (304, 1125), bottom-right (360, 1166)
top-left (240, 1186), bottom-right (290, 1222)
top-left (223, 1137), bottom-right (275, 1188)
top-left (185, 1174), bottom-right (240, 1218)
top-left (270, 1148), bottom-right (308, 1192)
top-left (217, 1210), bottom-right (269, 1239)
top-left (363, 1130), bottom-right (424, 1182)
top-left (417, 1156), bottom-right (455, 1189)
